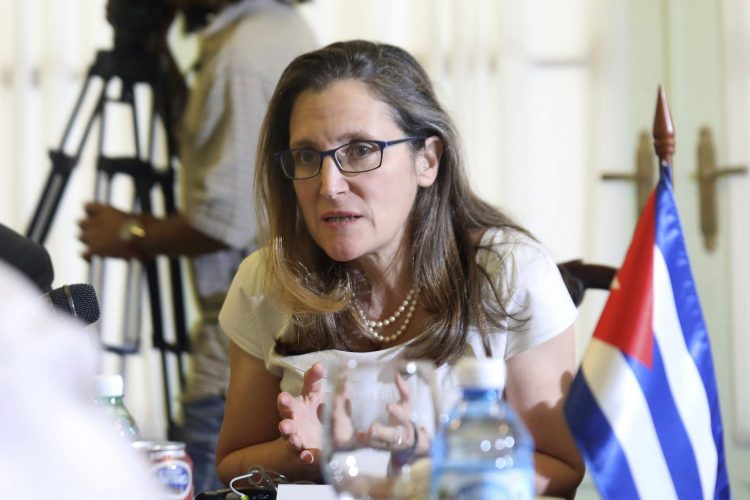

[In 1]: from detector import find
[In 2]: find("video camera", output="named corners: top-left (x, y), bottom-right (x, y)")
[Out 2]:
top-left (106, 0), bottom-right (175, 52)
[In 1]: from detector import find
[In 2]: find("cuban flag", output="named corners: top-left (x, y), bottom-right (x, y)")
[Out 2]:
top-left (564, 167), bottom-right (731, 499)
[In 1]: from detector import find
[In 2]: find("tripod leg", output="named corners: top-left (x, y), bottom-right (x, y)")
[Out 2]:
top-left (26, 74), bottom-right (107, 244)
top-left (131, 79), bottom-right (190, 440)
top-left (160, 171), bottom-right (189, 387)
top-left (26, 152), bottom-right (76, 244)
top-left (134, 180), bottom-right (178, 436)
top-left (143, 76), bottom-right (193, 437)
top-left (151, 72), bottom-right (191, 371)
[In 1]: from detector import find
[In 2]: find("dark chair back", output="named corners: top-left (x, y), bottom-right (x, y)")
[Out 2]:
top-left (557, 259), bottom-right (617, 307)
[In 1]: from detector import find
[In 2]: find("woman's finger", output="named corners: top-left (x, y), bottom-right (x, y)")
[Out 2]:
top-left (277, 391), bottom-right (294, 418)
top-left (288, 432), bottom-right (304, 450)
top-left (278, 418), bottom-right (294, 437)
top-left (300, 449), bottom-right (315, 464)
top-left (368, 421), bottom-right (408, 449)
top-left (386, 401), bottom-right (411, 426)
top-left (394, 372), bottom-right (411, 404)
top-left (301, 363), bottom-right (325, 396)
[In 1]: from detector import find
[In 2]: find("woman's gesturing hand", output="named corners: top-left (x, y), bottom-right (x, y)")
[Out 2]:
top-left (360, 372), bottom-right (416, 451)
top-left (277, 363), bottom-right (326, 464)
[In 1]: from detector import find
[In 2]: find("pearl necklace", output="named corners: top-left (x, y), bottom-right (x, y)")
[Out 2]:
top-left (353, 286), bottom-right (419, 343)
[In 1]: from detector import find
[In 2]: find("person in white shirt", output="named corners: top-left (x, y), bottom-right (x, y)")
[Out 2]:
top-left (216, 40), bottom-right (584, 498)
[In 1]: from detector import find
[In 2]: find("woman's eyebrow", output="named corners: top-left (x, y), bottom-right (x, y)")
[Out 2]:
top-left (289, 131), bottom-right (375, 150)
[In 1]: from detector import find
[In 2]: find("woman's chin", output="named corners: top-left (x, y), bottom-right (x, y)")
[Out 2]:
top-left (322, 245), bottom-right (362, 263)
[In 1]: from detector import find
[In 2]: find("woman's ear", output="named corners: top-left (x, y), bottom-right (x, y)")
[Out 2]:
top-left (416, 136), bottom-right (443, 187)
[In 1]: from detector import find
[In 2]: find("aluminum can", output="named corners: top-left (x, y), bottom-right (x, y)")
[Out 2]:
top-left (133, 440), bottom-right (194, 500)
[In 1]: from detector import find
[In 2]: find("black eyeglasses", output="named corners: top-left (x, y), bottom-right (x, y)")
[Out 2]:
top-left (274, 136), bottom-right (424, 180)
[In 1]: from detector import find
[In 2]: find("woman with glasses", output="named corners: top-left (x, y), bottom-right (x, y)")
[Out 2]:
top-left (215, 40), bottom-right (584, 497)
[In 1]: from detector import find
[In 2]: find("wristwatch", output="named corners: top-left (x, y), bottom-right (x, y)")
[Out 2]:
top-left (119, 218), bottom-right (146, 242)
top-left (118, 217), bottom-right (148, 259)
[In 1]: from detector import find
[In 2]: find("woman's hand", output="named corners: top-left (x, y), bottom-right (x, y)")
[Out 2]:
top-left (329, 376), bottom-right (356, 448)
top-left (217, 344), bottom-right (322, 484)
top-left (360, 373), bottom-right (416, 452)
top-left (277, 363), bottom-right (326, 464)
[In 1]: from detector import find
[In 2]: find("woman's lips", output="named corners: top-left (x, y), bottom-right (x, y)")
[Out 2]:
top-left (321, 212), bottom-right (362, 224)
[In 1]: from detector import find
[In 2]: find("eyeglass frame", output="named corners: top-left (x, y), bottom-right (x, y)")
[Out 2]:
top-left (274, 136), bottom-right (425, 180)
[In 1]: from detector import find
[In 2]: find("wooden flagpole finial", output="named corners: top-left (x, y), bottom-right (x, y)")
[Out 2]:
top-left (653, 85), bottom-right (675, 168)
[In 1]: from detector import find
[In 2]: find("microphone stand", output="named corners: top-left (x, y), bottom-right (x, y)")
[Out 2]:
top-left (25, 38), bottom-right (189, 440)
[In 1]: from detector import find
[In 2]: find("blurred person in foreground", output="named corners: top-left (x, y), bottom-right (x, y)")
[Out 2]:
top-left (0, 261), bottom-right (162, 498)
top-left (78, 0), bottom-right (318, 491)
top-left (215, 40), bottom-right (585, 498)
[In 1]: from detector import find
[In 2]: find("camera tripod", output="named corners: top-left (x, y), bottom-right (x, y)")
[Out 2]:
top-left (26, 45), bottom-right (189, 439)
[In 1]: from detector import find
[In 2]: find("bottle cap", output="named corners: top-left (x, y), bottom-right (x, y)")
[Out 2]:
top-left (94, 374), bottom-right (124, 397)
top-left (455, 357), bottom-right (506, 389)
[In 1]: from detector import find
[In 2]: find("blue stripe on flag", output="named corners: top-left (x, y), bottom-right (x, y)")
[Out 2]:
top-left (654, 174), bottom-right (731, 498)
top-left (626, 342), bottom-right (702, 499)
top-left (564, 373), bottom-right (640, 500)
top-left (654, 177), bottom-right (714, 388)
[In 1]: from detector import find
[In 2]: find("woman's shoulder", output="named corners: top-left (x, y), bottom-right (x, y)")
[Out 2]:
top-left (475, 226), bottom-right (546, 261)
top-left (473, 227), bottom-right (563, 294)
top-left (237, 246), bottom-right (267, 271)
top-left (222, 246), bottom-right (287, 330)
top-left (233, 247), bottom-right (272, 293)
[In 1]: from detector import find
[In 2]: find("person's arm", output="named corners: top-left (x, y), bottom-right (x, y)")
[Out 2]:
top-left (78, 202), bottom-right (226, 259)
top-left (215, 341), bottom-right (322, 484)
top-left (505, 325), bottom-right (585, 499)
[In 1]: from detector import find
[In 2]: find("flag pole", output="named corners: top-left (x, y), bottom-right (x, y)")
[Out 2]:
top-left (652, 85), bottom-right (675, 177)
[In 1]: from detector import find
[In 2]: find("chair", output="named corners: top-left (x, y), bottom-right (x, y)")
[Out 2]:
top-left (557, 260), bottom-right (617, 307)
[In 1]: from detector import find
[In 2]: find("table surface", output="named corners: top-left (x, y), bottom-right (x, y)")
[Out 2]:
top-left (276, 484), bottom-right (337, 500)
top-left (275, 484), bottom-right (562, 499)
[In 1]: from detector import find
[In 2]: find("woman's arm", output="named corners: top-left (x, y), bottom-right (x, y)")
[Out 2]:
top-left (505, 325), bottom-right (585, 499)
top-left (215, 341), bottom-right (321, 484)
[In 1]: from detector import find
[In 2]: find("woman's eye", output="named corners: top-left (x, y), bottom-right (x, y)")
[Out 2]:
top-left (295, 150), bottom-right (318, 165)
top-left (351, 143), bottom-right (376, 158)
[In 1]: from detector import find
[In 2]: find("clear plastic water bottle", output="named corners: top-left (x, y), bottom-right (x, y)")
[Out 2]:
top-left (94, 374), bottom-right (140, 442)
top-left (430, 357), bottom-right (534, 500)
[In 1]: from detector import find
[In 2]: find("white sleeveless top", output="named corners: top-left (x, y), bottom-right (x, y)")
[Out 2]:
top-left (219, 227), bottom-right (577, 405)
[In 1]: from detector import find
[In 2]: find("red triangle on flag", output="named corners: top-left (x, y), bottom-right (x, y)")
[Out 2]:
top-left (593, 191), bottom-right (655, 368)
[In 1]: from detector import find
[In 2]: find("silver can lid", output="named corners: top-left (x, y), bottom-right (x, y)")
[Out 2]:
top-left (132, 440), bottom-right (186, 452)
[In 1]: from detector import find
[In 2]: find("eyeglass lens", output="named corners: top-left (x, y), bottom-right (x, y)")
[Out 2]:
top-left (281, 141), bottom-right (383, 179)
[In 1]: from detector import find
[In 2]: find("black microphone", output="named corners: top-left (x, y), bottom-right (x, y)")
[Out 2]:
top-left (0, 222), bottom-right (54, 291)
top-left (45, 284), bottom-right (101, 325)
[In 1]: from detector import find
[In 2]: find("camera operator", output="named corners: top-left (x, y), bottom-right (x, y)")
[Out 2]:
top-left (78, 0), bottom-right (318, 492)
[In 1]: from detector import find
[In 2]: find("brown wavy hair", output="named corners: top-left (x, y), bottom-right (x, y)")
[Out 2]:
top-left (255, 40), bottom-right (527, 364)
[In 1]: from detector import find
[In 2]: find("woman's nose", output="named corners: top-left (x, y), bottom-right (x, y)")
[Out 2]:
top-left (319, 156), bottom-right (348, 197)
